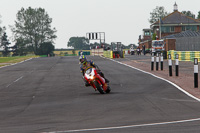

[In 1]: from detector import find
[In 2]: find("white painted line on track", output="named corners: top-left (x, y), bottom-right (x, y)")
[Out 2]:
top-left (6, 76), bottom-right (24, 88)
top-left (43, 57), bottom-right (200, 133)
top-left (14, 76), bottom-right (24, 82)
top-left (1, 58), bottom-right (35, 87)
top-left (108, 57), bottom-right (200, 102)
top-left (43, 117), bottom-right (200, 133)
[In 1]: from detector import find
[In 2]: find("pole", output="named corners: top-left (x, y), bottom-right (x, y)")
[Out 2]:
top-left (151, 54), bottom-right (154, 71)
top-left (160, 53), bottom-right (163, 70)
top-left (159, 17), bottom-right (161, 39)
top-left (194, 58), bottom-right (198, 88)
top-left (168, 54), bottom-right (172, 76)
top-left (175, 54), bottom-right (179, 76)
top-left (156, 53), bottom-right (159, 71)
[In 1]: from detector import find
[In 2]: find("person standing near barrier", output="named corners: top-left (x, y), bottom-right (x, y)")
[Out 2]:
top-left (137, 47), bottom-right (140, 56)
top-left (80, 50), bottom-right (83, 56)
top-left (130, 45), bottom-right (135, 55)
top-left (143, 45), bottom-right (146, 55)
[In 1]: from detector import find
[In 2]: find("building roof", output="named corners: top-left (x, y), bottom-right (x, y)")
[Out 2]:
top-left (143, 28), bottom-right (152, 31)
top-left (163, 30), bottom-right (200, 39)
top-left (152, 11), bottom-right (199, 26)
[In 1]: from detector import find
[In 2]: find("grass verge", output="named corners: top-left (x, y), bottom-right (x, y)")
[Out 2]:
top-left (0, 56), bottom-right (39, 67)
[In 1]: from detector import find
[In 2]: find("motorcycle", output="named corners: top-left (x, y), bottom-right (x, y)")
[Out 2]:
top-left (84, 67), bottom-right (111, 94)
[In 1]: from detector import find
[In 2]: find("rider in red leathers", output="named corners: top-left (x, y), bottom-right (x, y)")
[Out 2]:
top-left (79, 55), bottom-right (109, 86)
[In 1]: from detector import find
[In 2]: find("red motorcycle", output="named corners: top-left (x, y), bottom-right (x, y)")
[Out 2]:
top-left (84, 67), bottom-right (111, 94)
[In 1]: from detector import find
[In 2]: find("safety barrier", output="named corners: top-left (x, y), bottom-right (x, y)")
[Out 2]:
top-left (167, 50), bottom-right (200, 62)
top-left (91, 48), bottom-right (104, 56)
top-left (103, 51), bottom-right (113, 58)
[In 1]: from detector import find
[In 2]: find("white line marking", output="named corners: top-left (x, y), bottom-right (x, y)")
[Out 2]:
top-left (14, 76), bottom-right (24, 82)
top-left (6, 76), bottom-right (24, 87)
top-left (109, 58), bottom-right (200, 102)
top-left (43, 56), bottom-right (200, 133)
top-left (43, 117), bottom-right (200, 133)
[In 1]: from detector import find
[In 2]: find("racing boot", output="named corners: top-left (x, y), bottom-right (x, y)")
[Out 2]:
top-left (105, 78), bottom-right (109, 85)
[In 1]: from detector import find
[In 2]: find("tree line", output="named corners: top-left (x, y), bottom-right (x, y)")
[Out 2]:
top-left (0, 7), bottom-right (57, 57)
top-left (67, 36), bottom-right (137, 50)
top-left (1, 5), bottom-right (197, 56)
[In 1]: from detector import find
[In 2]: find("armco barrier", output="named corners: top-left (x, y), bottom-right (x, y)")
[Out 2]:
top-left (167, 50), bottom-right (200, 61)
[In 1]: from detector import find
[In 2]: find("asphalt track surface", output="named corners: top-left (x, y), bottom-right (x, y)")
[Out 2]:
top-left (1, 56), bottom-right (200, 133)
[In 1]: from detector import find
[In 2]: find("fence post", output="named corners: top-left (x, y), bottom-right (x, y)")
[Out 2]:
top-left (156, 53), bottom-right (159, 71)
top-left (194, 58), bottom-right (198, 88)
top-left (175, 54), bottom-right (179, 76)
top-left (151, 54), bottom-right (154, 71)
top-left (168, 54), bottom-right (172, 76)
top-left (160, 53), bottom-right (163, 70)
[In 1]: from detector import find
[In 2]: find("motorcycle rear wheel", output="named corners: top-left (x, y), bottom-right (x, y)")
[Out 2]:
top-left (94, 81), bottom-right (106, 94)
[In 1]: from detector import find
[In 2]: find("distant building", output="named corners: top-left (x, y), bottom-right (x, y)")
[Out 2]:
top-left (151, 3), bottom-right (200, 39)
top-left (138, 29), bottom-right (153, 50)
top-left (139, 2), bottom-right (200, 51)
top-left (163, 30), bottom-right (200, 51)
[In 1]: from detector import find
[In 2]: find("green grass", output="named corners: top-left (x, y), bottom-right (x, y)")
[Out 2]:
top-left (0, 57), bottom-right (21, 63)
top-left (0, 56), bottom-right (39, 66)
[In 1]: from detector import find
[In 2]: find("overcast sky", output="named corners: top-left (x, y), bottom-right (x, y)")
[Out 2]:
top-left (0, 0), bottom-right (200, 48)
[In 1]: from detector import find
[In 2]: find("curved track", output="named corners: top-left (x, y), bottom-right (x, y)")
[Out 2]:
top-left (0, 56), bottom-right (200, 133)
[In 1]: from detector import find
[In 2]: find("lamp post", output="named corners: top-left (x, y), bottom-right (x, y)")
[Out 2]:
top-left (156, 28), bottom-right (159, 40)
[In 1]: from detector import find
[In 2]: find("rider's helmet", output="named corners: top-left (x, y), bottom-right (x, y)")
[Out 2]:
top-left (79, 55), bottom-right (87, 64)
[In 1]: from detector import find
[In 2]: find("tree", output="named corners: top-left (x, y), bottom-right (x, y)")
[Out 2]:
top-left (149, 6), bottom-right (168, 24)
top-left (1, 32), bottom-right (11, 56)
top-left (197, 11), bottom-right (200, 19)
top-left (38, 42), bottom-right (55, 55)
top-left (0, 18), bottom-right (6, 47)
top-left (182, 11), bottom-right (195, 18)
top-left (11, 7), bottom-right (57, 55)
top-left (67, 37), bottom-right (89, 50)
top-left (152, 33), bottom-right (157, 40)
top-left (0, 16), bottom-right (3, 37)
top-left (12, 37), bottom-right (29, 56)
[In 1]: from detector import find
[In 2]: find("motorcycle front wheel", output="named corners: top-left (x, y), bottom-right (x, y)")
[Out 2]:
top-left (94, 81), bottom-right (106, 94)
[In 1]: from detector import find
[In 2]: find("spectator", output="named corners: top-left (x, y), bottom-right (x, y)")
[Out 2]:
top-left (143, 45), bottom-right (146, 55)
top-left (137, 47), bottom-right (140, 55)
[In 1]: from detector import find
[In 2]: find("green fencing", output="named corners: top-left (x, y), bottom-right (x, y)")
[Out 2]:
top-left (78, 51), bottom-right (90, 56)
top-left (167, 50), bottom-right (200, 61)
